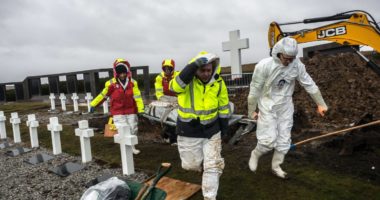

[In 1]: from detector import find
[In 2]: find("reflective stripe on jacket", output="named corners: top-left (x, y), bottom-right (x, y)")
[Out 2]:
top-left (155, 71), bottom-right (180, 100)
top-left (170, 53), bottom-right (230, 138)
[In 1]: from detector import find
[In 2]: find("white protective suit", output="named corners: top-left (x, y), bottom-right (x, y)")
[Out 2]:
top-left (177, 132), bottom-right (224, 200)
top-left (248, 37), bottom-right (327, 154)
top-left (247, 37), bottom-right (327, 177)
top-left (113, 114), bottom-right (140, 154)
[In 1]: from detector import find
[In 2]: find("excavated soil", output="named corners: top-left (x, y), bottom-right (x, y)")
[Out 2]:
top-left (228, 52), bottom-right (380, 183)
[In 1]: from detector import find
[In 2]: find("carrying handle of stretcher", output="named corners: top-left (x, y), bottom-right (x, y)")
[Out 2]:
top-left (239, 117), bottom-right (257, 124)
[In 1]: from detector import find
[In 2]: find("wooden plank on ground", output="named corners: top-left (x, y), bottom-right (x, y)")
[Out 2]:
top-left (147, 176), bottom-right (201, 200)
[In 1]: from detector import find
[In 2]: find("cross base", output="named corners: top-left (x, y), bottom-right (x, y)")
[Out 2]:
top-left (6, 147), bottom-right (32, 157)
top-left (0, 141), bottom-right (11, 149)
top-left (24, 153), bottom-right (54, 165)
top-left (49, 162), bottom-right (85, 177)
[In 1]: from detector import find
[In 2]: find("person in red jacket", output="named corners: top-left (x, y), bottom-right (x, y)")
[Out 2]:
top-left (90, 58), bottom-right (144, 154)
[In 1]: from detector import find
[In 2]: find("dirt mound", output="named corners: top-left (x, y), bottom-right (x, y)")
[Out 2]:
top-left (229, 52), bottom-right (380, 153)
top-left (295, 52), bottom-right (380, 127)
top-left (230, 52), bottom-right (380, 128)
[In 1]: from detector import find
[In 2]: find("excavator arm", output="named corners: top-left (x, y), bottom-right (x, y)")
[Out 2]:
top-left (269, 11), bottom-right (380, 51)
top-left (268, 10), bottom-right (380, 75)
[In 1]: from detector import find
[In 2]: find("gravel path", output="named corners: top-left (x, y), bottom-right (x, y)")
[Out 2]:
top-left (0, 142), bottom-right (148, 200)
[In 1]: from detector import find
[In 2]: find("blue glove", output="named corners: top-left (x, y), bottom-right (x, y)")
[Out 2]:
top-left (90, 107), bottom-right (95, 113)
top-left (195, 57), bottom-right (208, 68)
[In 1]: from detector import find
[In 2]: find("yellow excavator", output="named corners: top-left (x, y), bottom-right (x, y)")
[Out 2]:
top-left (268, 10), bottom-right (380, 75)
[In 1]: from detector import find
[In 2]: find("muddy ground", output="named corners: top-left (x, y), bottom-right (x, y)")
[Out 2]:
top-left (1, 52), bottom-right (380, 199)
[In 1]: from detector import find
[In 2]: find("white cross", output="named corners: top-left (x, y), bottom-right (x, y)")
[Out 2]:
top-left (59, 93), bottom-right (67, 111)
top-left (114, 124), bottom-right (138, 175)
top-left (75, 120), bottom-right (94, 163)
top-left (222, 30), bottom-right (249, 76)
top-left (49, 93), bottom-right (56, 111)
top-left (0, 111), bottom-right (7, 139)
top-left (85, 93), bottom-right (93, 113)
top-left (103, 98), bottom-right (109, 114)
top-left (26, 114), bottom-right (40, 148)
top-left (47, 117), bottom-right (63, 155)
top-left (71, 93), bottom-right (79, 112)
top-left (10, 112), bottom-right (21, 143)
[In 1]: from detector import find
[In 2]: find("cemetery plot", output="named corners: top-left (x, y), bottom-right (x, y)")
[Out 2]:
top-left (6, 146), bottom-right (32, 157)
top-left (24, 153), bottom-right (54, 165)
top-left (0, 141), bottom-right (11, 149)
top-left (49, 162), bottom-right (85, 177)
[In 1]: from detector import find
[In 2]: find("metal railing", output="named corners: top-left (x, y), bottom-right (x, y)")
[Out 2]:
top-left (220, 73), bottom-right (252, 94)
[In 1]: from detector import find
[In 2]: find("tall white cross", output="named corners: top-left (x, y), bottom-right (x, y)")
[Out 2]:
top-left (71, 93), bottom-right (79, 112)
top-left (222, 30), bottom-right (249, 75)
top-left (26, 114), bottom-right (40, 148)
top-left (103, 98), bottom-right (109, 114)
top-left (85, 93), bottom-right (93, 113)
top-left (114, 124), bottom-right (138, 175)
top-left (75, 120), bottom-right (94, 163)
top-left (47, 117), bottom-right (63, 155)
top-left (0, 111), bottom-right (7, 139)
top-left (49, 93), bottom-right (56, 111)
top-left (10, 112), bottom-right (21, 143)
top-left (59, 93), bottom-right (67, 111)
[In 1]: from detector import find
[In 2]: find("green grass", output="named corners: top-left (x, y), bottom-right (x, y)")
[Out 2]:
top-left (1, 102), bottom-right (50, 114)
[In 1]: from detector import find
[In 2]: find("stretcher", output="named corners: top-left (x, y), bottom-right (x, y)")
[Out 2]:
top-left (142, 96), bottom-right (256, 144)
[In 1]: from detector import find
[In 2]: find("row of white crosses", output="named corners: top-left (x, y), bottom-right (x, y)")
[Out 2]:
top-left (0, 111), bottom-right (137, 175)
top-left (49, 93), bottom-right (110, 114)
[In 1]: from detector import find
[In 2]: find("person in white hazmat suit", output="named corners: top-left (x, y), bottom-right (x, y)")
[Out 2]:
top-left (247, 37), bottom-right (328, 178)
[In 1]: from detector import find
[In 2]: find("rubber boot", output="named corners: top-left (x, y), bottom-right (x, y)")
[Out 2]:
top-left (132, 145), bottom-right (140, 155)
top-left (271, 150), bottom-right (287, 179)
top-left (248, 148), bottom-right (264, 172)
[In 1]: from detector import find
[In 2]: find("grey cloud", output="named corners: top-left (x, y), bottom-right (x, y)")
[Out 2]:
top-left (0, 0), bottom-right (379, 82)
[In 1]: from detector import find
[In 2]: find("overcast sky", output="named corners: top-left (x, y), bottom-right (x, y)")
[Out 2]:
top-left (1, 0), bottom-right (379, 82)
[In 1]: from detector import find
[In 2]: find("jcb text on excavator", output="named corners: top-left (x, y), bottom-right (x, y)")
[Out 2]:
top-left (268, 10), bottom-right (380, 76)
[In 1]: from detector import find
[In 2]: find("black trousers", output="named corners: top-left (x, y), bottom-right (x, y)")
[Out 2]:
top-left (161, 125), bottom-right (177, 143)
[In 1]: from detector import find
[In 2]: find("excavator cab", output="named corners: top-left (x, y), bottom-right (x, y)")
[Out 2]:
top-left (268, 10), bottom-right (380, 76)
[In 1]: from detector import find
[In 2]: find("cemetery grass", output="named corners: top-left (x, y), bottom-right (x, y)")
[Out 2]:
top-left (1, 102), bottom-right (380, 199)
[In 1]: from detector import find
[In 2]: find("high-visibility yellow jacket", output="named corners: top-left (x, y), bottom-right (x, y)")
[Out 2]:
top-left (155, 71), bottom-right (180, 100)
top-left (170, 52), bottom-right (230, 138)
top-left (90, 78), bottom-right (144, 115)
